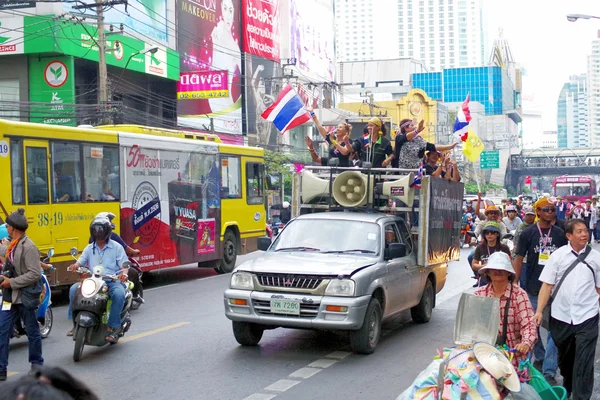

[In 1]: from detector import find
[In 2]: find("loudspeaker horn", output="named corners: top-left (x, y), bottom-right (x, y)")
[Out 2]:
top-left (332, 171), bottom-right (374, 207)
top-left (301, 170), bottom-right (331, 203)
top-left (377, 172), bottom-right (415, 207)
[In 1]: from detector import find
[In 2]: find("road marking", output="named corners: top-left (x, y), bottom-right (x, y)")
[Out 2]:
top-left (289, 367), bottom-right (322, 379)
top-left (144, 283), bottom-right (180, 292)
top-left (325, 350), bottom-right (351, 360)
top-left (118, 322), bottom-right (190, 344)
top-left (243, 394), bottom-right (276, 400)
top-left (308, 358), bottom-right (338, 369)
top-left (264, 379), bottom-right (301, 392)
top-left (7, 372), bottom-right (18, 377)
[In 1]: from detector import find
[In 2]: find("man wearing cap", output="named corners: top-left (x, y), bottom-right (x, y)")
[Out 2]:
top-left (514, 197), bottom-right (567, 384)
top-left (583, 198), bottom-right (597, 244)
top-left (0, 208), bottom-right (44, 380)
top-left (473, 205), bottom-right (508, 239)
top-left (534, 219), bottom-right (600, 400)
top-left (514, 206), bottom-right (537, 286)
top-left (503, 205), bottom-right (522, 232)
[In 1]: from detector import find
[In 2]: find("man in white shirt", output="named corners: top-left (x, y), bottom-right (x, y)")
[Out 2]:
top-left (534, 219), bottom-right (600, 400)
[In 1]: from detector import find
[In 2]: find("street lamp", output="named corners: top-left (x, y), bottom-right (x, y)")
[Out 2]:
top-left (566, 13), bottom-right (600, 22)
top-left (123, 45), bottom-right (159, 70)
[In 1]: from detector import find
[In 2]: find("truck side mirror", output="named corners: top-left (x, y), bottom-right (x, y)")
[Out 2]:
top-left (387, 243), bottom-right (407, 259)
top-left (258, 237), bottom-right (271, 251)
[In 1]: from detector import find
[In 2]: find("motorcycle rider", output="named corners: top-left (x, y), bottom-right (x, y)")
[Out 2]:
top-left (503, 205), bottom-right (522, 232)
top-left (280, 202), bottom-right (291, 224)
top-left (91, 212), bottom-right (143, 304)
top-left (66, 217), bottom-right (128, 343)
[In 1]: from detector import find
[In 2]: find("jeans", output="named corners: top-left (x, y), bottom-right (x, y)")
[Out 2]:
top-left (468, 249), bottom-right (488, 287)
top-left (528, 293), bottom-right (558, 377)
top-left (0, 304), bottom-right (44, 372)
top-left (68, 281), bottom-right (126, 330)
top-left (519, 263), bottom-right (529, 288)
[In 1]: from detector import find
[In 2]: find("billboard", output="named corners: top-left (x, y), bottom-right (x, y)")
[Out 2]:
top-left (63, 0), bottom-right (168, 44)
top-left (289, 0), bottom-right (334, 81)
top-left (242, 0), bottom-right (280, 61)
top-left (29, 56), bottom-right (76, 126)
top-left (177, 0), bottom-right (243, 135)
top-left (245, 54), bottom-right (282, 146)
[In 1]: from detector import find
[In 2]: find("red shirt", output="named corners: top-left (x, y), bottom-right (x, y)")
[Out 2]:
top-left (475, 283), bottom-right (538, 366)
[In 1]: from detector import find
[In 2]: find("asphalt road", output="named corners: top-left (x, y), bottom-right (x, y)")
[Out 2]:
top-left (3, 248), bottom-right (600, 400)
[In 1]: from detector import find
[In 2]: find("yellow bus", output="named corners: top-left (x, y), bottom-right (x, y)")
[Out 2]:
top-left (0, 119), bottom-right (265, 288)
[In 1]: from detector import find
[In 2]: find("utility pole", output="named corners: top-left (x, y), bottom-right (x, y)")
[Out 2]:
top-left (96, 0), bottom-right (108, 109)
top-left (360, 91), bottom-right (375, 116)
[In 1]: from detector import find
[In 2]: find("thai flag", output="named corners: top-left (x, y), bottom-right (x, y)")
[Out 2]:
top-left (261, 84), bottom-right (312, 134)
top-left (453, 94), bottom-right (472, 142)
top-left (410, 162), bottom-right (423, 189)
top-left (363, 132), bottom-right (370, 148)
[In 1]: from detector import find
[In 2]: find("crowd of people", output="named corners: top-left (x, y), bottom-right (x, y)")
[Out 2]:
top-left (304, 115), bottom-right (460, 180)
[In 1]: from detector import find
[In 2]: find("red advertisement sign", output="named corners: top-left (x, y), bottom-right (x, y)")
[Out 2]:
top-left (243, 0), bottom-right (280, 62)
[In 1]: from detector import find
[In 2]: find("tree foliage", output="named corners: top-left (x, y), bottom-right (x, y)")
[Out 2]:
top-left (463, 182), bottom-right (504, 195)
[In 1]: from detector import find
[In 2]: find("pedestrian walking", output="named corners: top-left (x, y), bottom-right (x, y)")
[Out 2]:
top-left (513, 197), bottom-right (567, 385)
top-left (534, 218), bottom-right (600, 400)
top-left (0, 208), bottom-right (44, 380)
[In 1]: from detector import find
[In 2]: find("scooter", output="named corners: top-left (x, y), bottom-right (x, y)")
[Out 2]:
top-left (501, 230), bottom-right (516, 253)
top-left (460, 214), bottom-right (476, 248)
top-left (0, 249), bottom-right (54, 339)
top-left (69, 247), bottom-right (134, 362)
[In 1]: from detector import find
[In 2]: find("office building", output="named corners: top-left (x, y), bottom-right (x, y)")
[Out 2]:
top-left (588, 31), bottom-right (600, 147)
top-left (557, 75), bottom-right (589, 149)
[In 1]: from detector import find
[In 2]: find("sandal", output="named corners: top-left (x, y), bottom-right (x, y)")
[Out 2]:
top-left (105, 330), bottom-right (119, 343)
top-left (66, 330), bottom-right (73, 337)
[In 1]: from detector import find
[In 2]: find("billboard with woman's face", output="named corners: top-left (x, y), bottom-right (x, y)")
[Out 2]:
top-left (177, 0), bottom-right (243, 135)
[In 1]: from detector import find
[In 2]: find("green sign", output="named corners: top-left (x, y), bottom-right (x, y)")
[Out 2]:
top-left (4, 15), bottom-right (179, 81)
top-left (29, 55), bottom-right (76, 126)
top-left (480, 150), bottom-right (500, 169)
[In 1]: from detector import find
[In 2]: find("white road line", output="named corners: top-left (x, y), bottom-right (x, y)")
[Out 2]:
top-left (325, 350), bottom-right (352, 360)
top-left (243, 394), bottom-right (276, 400)
top-left (196, 274), bottom-right (229, 281)
top-left (144, 283), bottom-right (180, 292)
top-left (308, 359), bottom-right (338, 369)
top-left (289, 367), bottom-right (322, 379)
top-left (264, 379), bottom-right (301, 392)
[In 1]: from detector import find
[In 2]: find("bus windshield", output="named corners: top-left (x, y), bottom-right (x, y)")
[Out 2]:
top-left (555, 183), bottom-right (591, 197)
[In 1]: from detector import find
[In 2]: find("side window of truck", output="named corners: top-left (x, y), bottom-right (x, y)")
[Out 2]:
top-left (396, 220), bottom-right (413, 255)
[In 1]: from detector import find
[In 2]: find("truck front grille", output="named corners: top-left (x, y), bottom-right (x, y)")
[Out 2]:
top-left (252, 299), bottom-right (320, 318)
top-left (256, 273), bottom-right (324, 290)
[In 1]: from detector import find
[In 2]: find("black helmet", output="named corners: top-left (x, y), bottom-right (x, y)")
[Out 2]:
top-left (89, 217), bottom-right (112, 242)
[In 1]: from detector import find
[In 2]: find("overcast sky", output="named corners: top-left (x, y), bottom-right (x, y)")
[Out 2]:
top-left (482, 0), bottom-right (600, 131)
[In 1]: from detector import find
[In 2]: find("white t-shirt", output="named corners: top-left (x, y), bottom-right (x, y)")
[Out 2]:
top-left (539, 244), bottom-right (600, 325)
top-left (503, 216), bottom-right (522, 231)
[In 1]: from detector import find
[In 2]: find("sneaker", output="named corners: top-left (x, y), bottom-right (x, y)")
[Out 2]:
top-left (0, 371), bottom-right (6, 381)
top-left (28, 365), bottom-right (42, 377)
top-left (544, 373), bottom-right (558, 386)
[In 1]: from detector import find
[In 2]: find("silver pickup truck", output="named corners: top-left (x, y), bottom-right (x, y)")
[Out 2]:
top-left (223, 211), bottom-right (448, 354)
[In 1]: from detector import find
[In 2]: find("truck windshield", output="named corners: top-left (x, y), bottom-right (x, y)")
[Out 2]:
top-left (271, 219), bottom-right (380, 256)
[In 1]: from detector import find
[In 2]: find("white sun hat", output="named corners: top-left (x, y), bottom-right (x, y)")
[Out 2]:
top-left (478, 252), bottom-right (516, 280)
top-left (473, 342), bottom-right (521, 392)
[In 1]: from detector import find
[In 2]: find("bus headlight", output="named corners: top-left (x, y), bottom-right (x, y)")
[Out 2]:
top-left (81, 279), bottom-right (97, 297)
top-left (230, 272), bottom-right (254, 290)
top-left (325, 279), bottom-right (355, 297)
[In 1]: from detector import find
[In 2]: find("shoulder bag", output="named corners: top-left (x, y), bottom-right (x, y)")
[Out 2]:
top-left (541, 245), bottom-right (591, 329)
top-left (496, 283), bottom-right (514, 346)
top-left (14, 239), bottom-right (43, 310)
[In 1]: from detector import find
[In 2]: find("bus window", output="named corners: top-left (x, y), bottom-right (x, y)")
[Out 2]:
top-left (221, 156), bottom-right (241, 198)
top-left (83, 145), bottom-right (120, 202)
top-left (246, 162), bottom-right (264, 205)
top-left (10, 139), bottom-right (24, 204)
top-left (51, 142), bottom-right (82, 203)
top-left (26, 147), bottom-right (49, 204)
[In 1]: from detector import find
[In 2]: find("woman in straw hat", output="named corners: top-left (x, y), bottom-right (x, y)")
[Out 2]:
top-left (475, 251), bottom-right (538, 367)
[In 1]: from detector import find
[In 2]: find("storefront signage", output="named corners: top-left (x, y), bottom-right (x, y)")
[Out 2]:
top-left (29, 56), bottom-right (76, 126)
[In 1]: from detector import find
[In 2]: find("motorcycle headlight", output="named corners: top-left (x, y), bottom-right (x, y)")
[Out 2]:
top-left (81, 279), bottom-right (97, 297)
top-left (230, 272), bottom-right (254, 290)
top-left (325, 279), bottom-right (355, 297)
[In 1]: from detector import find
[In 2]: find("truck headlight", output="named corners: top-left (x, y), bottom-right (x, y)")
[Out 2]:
top-left (325, 279), bottom-right (355, 297)
top-left (230, 272), bottom-right (255, 290)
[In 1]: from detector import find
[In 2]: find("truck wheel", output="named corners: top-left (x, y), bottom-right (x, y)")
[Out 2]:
top-left (411, 279), bottom-right (434, 323)
top-left (350, 298), bottom-right (382, 354)
top-left (216, 230), bottom-right (237, 274)
top-left (73, 327), bottom-right (86, 362)
top-left (232, 321), bottom-right (264, 346)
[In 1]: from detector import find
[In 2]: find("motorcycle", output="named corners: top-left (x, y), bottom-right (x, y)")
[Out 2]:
top-left (459, 214), bottom-right (476, 248)
top-left (266, 221), bottom-right (284, 241)
top-left (501, 230), bottom-right (516, 253)
top-left (69, 247), bottom-right (134, 362)
top-left (0, 249), bottom-right (54, 339)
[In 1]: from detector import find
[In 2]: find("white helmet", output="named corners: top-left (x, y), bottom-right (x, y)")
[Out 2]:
top-left (95, 212), bottom-right (116, 229)
top-left (282, 201), bottom-right (290, 209)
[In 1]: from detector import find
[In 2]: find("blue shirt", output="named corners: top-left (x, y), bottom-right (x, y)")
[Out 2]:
top-left (78, 239), bottom-right (127, 275)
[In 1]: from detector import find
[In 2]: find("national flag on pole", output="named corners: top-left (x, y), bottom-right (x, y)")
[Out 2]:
top-left (462, 126), bottom-right (485, 163)
top-left (261, 84), bottom-right (312, 134)
top-left (453, 94), bottom-right (472, 142)
top-left (363, 131), bottom-right (370, 148)
top-left (410, 162), bottom-right (423, 189)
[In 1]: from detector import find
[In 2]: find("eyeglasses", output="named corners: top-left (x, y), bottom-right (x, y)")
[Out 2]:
top-left (539, 207), bottom-right (556, 213)
top-left (487, 212), bottom-right (499, 216)
top-left (484, 231), bottom-right (498, 235)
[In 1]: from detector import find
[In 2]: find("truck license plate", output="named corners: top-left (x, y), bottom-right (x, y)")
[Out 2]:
top-left (270, 300), bottom-right (300, 315)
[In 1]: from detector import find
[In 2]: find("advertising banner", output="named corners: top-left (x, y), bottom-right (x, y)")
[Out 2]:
top-left (119, 138), bottom-right (221, 269)
top-left (426, 178), bottom-right (463, 264)
top-left (0, 15), bottom-right (24, 54)
top-left (0, 1), bottom-right (35, 10)
top-left (245, 54), bottom-right (282, 145)
top-left (177, 0), bottom-right (243, 135)
top-left (178, 70), bottom-right (229, 100)
top-left (63, 0), bottom-right (168, 44)
top-left (29, 56), bottom-right (76, 126)
top-left (289, 0), bottom-right (335, 81)
top-left (242, 0), bottom-right (280, 61)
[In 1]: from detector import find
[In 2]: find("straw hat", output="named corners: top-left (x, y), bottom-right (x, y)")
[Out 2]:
top-left (473, 342), bottom-right (521, 392)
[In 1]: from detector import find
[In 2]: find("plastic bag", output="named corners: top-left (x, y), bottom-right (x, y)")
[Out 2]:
top-left (504, 383), bottom-right (542, 400)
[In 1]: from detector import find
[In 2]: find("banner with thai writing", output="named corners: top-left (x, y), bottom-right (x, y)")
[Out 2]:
top-left (243, 0), bottom-right (280, 61)
top-left (427, 178), bottom-right (463, 264)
